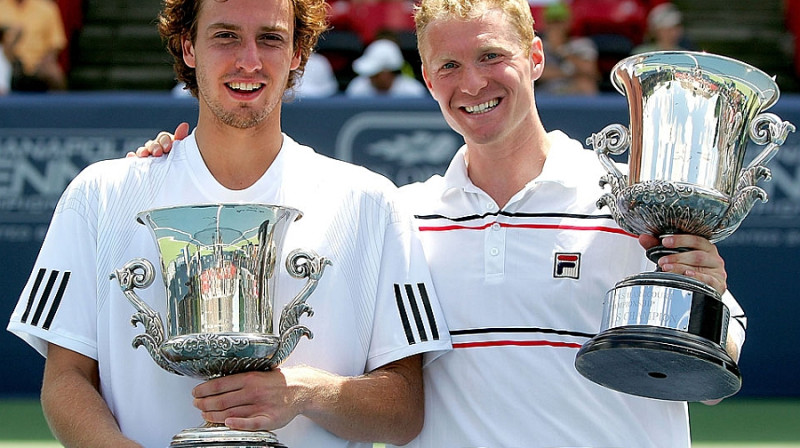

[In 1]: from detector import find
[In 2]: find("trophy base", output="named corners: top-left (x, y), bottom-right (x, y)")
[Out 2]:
top-left (574, 272), bottom-right (742, 402)
top-left (575, 326), bottom-right (741, 402)
top-left (170, 425), bottom-right (287, 448)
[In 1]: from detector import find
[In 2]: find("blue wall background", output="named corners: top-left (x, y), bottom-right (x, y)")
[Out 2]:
top-left (1, 93), bottom-right (798, 398)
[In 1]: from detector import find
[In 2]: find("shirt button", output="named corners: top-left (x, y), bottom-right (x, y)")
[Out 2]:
top-left (486, 203), bottom-right (494, 210)
top-left (490, 247), bottom-right (499, 256)
top-left (492, 223), bottom-right (501, 231)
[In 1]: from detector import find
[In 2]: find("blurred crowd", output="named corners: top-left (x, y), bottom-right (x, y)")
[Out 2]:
top-left (311, 0), bottom-right (691, 97)
top-left (1, 0), bottom-right (800, 96)
top-left (0, 0), bottom-right (83, 95)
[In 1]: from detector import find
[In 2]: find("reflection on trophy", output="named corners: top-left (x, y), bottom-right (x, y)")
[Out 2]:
top-left (575, 51), bottom-right (795, 402)
top-left (111, 204), bottom-right (331, 447)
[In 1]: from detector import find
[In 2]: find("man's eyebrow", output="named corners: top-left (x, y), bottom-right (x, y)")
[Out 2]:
top-left (206, 22), bottom-right (289, 33)
top-left (207, 22), bottom-right (239, 30)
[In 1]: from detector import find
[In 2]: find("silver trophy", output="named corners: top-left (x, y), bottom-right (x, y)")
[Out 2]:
top-left (574, 51), bottom-right (795, 402)
top-left (111, 204), bottom-right (330, 447)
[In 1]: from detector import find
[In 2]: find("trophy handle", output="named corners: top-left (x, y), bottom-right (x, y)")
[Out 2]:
top-left (712, 113), bottom-right (795, 242)
top-left (110, 258), bottom-right (179, 375)
top-left (745, 113), bottom-right (796, 170)
top-left (586, 123), bottom-right (630, 181)
top-left (269, 249), bottom-right (332, 368)
top-left (587, 124), bottom-right (635, 232)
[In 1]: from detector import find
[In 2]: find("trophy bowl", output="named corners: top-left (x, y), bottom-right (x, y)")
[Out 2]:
top-left (111, 204), bottom-right (331, 447)
top-left (574, 51), bottom-right (795, 402)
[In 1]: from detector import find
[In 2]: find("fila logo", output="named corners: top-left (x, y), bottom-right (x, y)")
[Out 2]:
top-left (394, 283), bottom-right (441, 345)
top-left (554, 253), bottom-right (581, 279)
top-left (21, 268), bottom-right (71, 331)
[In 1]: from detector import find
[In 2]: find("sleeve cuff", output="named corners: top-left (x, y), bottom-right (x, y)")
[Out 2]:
top-left (721, 289), bottom-right (747, 352)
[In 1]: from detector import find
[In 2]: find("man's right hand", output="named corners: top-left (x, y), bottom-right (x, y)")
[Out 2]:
top-left (127, 122), bottom-right (190, 158)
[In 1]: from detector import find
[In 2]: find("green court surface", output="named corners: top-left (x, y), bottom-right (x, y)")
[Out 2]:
top-left (1, 397), bottom-right (798, 447)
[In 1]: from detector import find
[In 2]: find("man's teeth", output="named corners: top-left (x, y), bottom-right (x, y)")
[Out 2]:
top-left (228, 82), bottom-right (261, 91)
top-left (465, 99), bottom-right (499, 114)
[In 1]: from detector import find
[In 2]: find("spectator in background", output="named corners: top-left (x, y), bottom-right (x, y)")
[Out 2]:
top-left (327, 0), bottom-right (416, 45)
top-left (295, 52), bottom-right (340, 98)
top-left (0, 0), bottom-right (67, 91)
top-left (538, 1), bottom-right (600, 95)
top-left (55, 0), bottom-right (84, 75)
top-left (345, 38), bottom-right (427, 97)
top-left (0, 26), bottom-right (17, 95)
top-left (171, 81), bottom-right (192, 97)
top-left (632, 2), bottom-right (691, 54)
top-left (785, 0), bottom-right (800, 79)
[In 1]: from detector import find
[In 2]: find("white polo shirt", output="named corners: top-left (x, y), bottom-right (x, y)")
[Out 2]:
top-left (8, 132), bottom-right (451, 448)
top-left (396, 130), bottom-right (746, 448)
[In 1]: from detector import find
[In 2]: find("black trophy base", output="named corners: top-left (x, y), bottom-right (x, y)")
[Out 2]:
top-left (170, 425), bottom-right (287, 448)
top-left (574, 326), bottom-right (741, 402)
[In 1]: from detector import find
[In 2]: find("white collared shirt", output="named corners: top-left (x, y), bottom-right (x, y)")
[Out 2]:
top-left (397, 130), bottom-right (745, 448)
top-left (8, 132), bottom-right (451, 448)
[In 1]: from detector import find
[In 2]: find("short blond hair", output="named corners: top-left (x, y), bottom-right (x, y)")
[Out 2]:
top-left (414, 0), bottom-right (535, 55)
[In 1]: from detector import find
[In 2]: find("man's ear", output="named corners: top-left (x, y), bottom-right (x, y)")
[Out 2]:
top-left (182, 35), bottom-right (196, 68)
top-left (530, 36), bottom-right (545, 80)
top-left (291, 48), bottom-right (302, 71)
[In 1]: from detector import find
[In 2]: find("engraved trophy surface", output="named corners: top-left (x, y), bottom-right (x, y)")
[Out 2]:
top-left (111, 204), bottom-right (330, 447)
top-left (575, 51), bottom-right (795, 402)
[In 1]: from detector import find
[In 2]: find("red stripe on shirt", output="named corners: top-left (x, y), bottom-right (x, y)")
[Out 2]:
top-left (418, 222), bottom-right (635, 237)
top-left (453, 340), bottom-right (583, 349)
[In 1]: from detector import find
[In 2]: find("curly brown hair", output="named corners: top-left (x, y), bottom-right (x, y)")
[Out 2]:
top-left (159, 0), bottom-right (329, 97)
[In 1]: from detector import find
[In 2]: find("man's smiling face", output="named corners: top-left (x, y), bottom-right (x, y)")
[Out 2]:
top-left (182, 0), bottom-right (301, 129)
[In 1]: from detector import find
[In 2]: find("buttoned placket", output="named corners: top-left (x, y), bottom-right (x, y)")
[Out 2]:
top-left (484, 203), bottom-right (506, 282)
top-left (482, 183), bottom-right (545, 282)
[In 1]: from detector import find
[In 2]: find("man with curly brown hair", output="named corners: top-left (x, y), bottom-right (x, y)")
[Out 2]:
top-left (6, 0), bottom-right (450, 446)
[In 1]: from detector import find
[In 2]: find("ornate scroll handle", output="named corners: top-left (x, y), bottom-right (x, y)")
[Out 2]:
top-left (270, 249), bottom-right (332, 368)
top-left (111, 258), bottom-right (155, 314)
top-left (586, 124), bottom-right (630, 181)
top-left (745, 113), bottom-right (796, 170)
top-left (110, 258), bottom-right (178, 374)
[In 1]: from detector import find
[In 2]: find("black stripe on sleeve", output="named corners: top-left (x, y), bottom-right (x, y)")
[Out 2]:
top-left (30, 270), bottom-right (60, 327)
top-left (417, 283), bottom-right (439, 340)
top-left (404, 284), bottom-right (429, 342)
top-left (21, 268), bottom-right (47, 323)
top-left (394, 284), bottom-right (415, 345)
top-left (42, 271), bottom-right (70, 330)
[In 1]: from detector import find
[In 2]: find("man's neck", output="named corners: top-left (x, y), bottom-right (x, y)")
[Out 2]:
top-left (194, 115), bottom-right (284, 191)
top-left (465, 128), bottom-right (550, 209)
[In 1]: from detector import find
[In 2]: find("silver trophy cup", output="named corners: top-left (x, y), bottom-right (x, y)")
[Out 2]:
top-left (111, 204), bottom-right (330, 447)
top-left (574, 51), bottom-right (795, 402)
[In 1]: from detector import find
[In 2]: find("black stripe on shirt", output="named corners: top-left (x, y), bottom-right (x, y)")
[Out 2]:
top-left (417, 283), bottom-right (440, 340)
top-left (394, 284), bottom-right (415, 345)
top-left (22, 269), bottom-right (70, 330)
top-left (21, 268), bottom-right (47, 323)
top-left (451, 326), bottom-right (596, 339)
top-left (414, 211), bottom-right (614, 223)
top-left (43, 271), bottom-right (70, 330)
top-left (394, 283), bottom-right (441, 345)
top-left (405, 284), bottom-right (429, 342)
top-left (30, 271), bottom-right (60, 326)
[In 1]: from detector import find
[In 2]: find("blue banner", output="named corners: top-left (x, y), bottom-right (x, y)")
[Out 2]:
top-left (1, 93), bottom-right (798, 398)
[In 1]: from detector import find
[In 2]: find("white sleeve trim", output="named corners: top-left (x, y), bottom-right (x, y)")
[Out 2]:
top-left (721, 289), bottom-right (746, 352)
top-left (7, 321), bottom-right (98, 360)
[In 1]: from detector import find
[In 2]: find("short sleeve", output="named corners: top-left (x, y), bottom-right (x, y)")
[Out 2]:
top-left (365, 197), bottom-right (451, 372)
top-left (7, 174), bottom-right (100, 360)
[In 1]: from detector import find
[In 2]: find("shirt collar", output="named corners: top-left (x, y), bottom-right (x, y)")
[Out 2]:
top-left (440, 130), bottom-right (587, 196)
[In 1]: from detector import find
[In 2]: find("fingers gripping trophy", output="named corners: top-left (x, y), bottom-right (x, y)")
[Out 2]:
top-left (110, 204), bottom-right (331, 448)
top-left (575, 51), bottom-right (795, 402)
